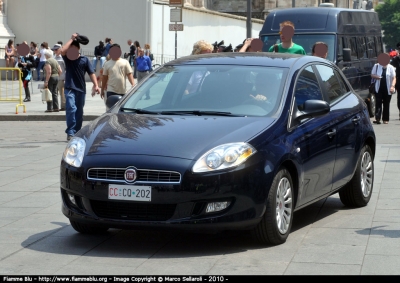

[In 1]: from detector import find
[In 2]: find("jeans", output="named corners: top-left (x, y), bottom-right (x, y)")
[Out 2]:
top-left (92, 56), bottom-right (105, 70)
top-left (36, 61), bottom-right (45, 80)
top-left (65, 89), bottom-right (86, 136)
top-left (46, 76), bottom-right (59, 110)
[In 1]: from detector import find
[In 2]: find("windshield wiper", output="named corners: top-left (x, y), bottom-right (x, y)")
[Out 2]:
top-left (160, 110), bottom-right (242, 117)
top-left (120, 108), bottom-right (159, 114)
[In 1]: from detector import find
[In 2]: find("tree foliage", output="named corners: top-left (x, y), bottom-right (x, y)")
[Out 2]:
top-left (375, 0), bottom-right (400, 50)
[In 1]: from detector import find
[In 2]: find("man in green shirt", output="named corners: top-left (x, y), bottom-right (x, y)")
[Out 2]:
top-left (268, 21), bottom-right (306, 55)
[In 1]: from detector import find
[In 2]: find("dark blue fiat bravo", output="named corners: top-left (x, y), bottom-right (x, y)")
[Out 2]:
top-left (60, 53), bottom-right (375, 245)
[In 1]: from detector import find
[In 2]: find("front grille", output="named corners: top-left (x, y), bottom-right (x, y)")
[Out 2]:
top-left (87, 168), bottom-right (181, 184)
top-left (91, 200), bottom-right (176, 221)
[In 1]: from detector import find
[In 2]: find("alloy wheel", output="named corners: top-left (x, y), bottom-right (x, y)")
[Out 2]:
top-left (360, 151), bottom-right (373, 197)
top-left (276, 177), bottom-right (293, 234)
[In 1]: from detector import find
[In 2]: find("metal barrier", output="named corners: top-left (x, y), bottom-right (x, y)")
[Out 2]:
top-left (0, 68), bottom-right (25, 114)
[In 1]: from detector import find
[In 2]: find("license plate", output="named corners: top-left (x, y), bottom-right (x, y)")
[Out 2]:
top-left (108, 185), bottom-right (151, 201)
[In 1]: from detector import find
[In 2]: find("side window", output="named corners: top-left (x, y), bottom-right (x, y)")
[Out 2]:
top-left (348, 37), bottom-right (358, 60)
top-left (357, 37), bottom-right (367, 59)
top-left (315, 65), bottom-right (347, 104)
top-left (337, 37), bottom-right (344, 57)
top-left (375, 36), bottom-right (383, 55)
top-left (366, 36), bottom-right (376, 58)
top-left (294, 66), bottom-right (323, 110)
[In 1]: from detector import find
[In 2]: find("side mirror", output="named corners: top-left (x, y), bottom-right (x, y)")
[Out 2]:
top-left (343, 48), bottom-right (351, 62)
top-left (293, 99), bottom-right (330, 121)
top-left (106, 95), bottom-right (122, 110)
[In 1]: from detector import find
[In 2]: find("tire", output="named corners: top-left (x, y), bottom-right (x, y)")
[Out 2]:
top-left (339, 145), bottom-right (374, 207)
top-left (367, 94), bottom-right (375, 118)
top-left (252, 168), bottom-right (294, 245)
top-left (70, 220), bottom-right (109, 234)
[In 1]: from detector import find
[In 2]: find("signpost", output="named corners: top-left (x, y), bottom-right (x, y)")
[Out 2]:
top-left (169, 0), bottom-right (184, 59)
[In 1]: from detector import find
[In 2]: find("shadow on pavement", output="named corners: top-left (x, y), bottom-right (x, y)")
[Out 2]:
top-left (19, 198), bottom-right (347, 258)
top-left (355, 226), bottom-right (400, 238)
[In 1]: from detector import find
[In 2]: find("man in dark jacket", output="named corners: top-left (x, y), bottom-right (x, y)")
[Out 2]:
top-left (18, 55), bottom-right (35, 102)
top-left (92, 41), bottom-right (105, 72)
top-left (390, 42), bottom-right (400, 119)
top-left (125, 39), bottom-right (136, 67)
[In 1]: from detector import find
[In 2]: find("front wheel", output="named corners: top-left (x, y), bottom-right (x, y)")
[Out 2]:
top-left (339, 145), bottom-right (374, 207)
top-left (252, 168), bottom-right (294, 245)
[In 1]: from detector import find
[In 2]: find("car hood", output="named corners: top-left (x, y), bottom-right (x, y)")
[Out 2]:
top-left (81, 113), bottom-right (275, 160)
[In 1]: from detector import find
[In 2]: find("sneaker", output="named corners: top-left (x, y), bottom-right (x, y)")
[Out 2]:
top-left (67, 135), bottom-right (74, 141)
top-left (23, 98), bottom-right (31, 102)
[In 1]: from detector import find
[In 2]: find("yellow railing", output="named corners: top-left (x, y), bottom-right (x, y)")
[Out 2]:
top-left (0, 68), bottom-right (25, 114)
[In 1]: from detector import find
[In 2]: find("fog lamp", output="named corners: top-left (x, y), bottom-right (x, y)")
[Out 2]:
top-left (67, 193), bottom-right (77, 206)
top-left (206, 201), bottom-right (230, 213)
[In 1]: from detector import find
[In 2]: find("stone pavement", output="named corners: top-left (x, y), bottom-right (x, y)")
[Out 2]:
top-left (0, 90), bottom-right (399, 275)
top-left (0, 80), bottom-right (123, 121)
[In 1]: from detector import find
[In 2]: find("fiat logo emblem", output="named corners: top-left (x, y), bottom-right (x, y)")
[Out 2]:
top-left (124, 168), bottom-right (137, 183)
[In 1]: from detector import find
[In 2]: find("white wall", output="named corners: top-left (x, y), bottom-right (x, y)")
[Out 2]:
top-left (7, 0), bottom-right (150, 55)
top-left (7, 0), bottom-right (263, 64)
top-left (152, 4), bottom-right (263, 63)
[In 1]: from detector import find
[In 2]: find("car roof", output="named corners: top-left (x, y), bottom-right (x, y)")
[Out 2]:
top-left (163, 52), bottom-right (329, 68)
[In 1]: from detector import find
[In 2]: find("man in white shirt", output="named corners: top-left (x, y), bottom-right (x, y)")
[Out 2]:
top-left (52, 44), bottom-right (67, 111)
top-left (101, 43), bottom-right (135, 100)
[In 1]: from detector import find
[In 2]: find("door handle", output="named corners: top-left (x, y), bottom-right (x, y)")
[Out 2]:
top-left (326, 129), bottom-right (337, 138)
top-left (352, 116), bottom-right (361, 123)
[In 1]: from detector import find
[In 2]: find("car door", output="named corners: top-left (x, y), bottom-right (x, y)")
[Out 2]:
top-left (289, 65), bottom-right (337, 207)
top-left (314, 64), bottom-right (363, 189)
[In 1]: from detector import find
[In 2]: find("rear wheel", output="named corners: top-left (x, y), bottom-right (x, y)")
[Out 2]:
top-left (339, 145), bottom-right (374, 207)
top-left (252, 168), bottom-right (294, 245)
top-left (70, 220), bottom-right (109, 234)
top-left (367, 94), bottom-right (375, 118)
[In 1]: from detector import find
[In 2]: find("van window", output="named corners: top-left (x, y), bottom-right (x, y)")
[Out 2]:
top-left (347, 37), bottom-right (358, 60)
top-left (357, 37), bottom-right (367, 59)
top-left (294, 66), bottom-right (323, 110)
top-left (366, 36), bottom-right (376, 58)
top-left (375, 36), bottom-right (383, 54)
top-left (261, 34), bottom-right (335, 62)
top-left (337, 37), bottom-right (344, 56)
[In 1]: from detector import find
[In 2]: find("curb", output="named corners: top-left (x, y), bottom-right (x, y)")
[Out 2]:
top-left (0, 114), bottom-right (101, 122)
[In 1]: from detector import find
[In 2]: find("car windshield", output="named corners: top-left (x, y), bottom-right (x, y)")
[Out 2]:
top-left (261, 34), bottom-right (336, 62)
top-left (122, 65), bottom-right (288, 117)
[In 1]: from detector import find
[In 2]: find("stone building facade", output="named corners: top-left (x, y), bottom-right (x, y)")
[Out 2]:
top-left (177, 0), bottom-right (377, 19)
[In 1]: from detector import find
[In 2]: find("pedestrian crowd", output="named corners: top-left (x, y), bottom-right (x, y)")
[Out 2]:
top-left (4, 19), bottom-right (400, 140)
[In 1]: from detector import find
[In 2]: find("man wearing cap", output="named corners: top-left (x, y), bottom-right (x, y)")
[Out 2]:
top-left (61, 33), bottom-right (100, 141)
top-left (52, 44), bottom-right (66, 111)
top-left (390, 42), bottom-right (400, 119)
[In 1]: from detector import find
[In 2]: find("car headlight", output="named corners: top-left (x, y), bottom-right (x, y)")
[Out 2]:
top-left (62, 137), bottom-right (86, 168)
top-left (192, 143), bottom-right (256, 173)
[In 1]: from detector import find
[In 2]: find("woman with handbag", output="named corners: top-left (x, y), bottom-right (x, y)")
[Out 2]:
top-left (371, 54), bottom-right (396, 124)
top-left (43, 49), bottom-right (62, 112)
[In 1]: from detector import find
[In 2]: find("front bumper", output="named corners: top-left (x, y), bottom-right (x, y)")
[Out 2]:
top-left (60, 154), bottom-right (273, 231)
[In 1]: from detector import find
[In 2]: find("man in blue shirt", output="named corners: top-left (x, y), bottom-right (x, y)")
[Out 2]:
top-left (102, 38), bottom-right (113, 57)
top-left (136, 48), bottom-right (152, 83)
top-left (61, 33), bottom-right (100, 141)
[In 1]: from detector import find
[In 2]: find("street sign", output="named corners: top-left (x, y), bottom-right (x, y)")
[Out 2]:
top-left (169, 0), bottom-right (183, 7)
top-left (170, 8), bottom-right (182, 22)
top-left (169, 24), bottom-right (184, 31)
